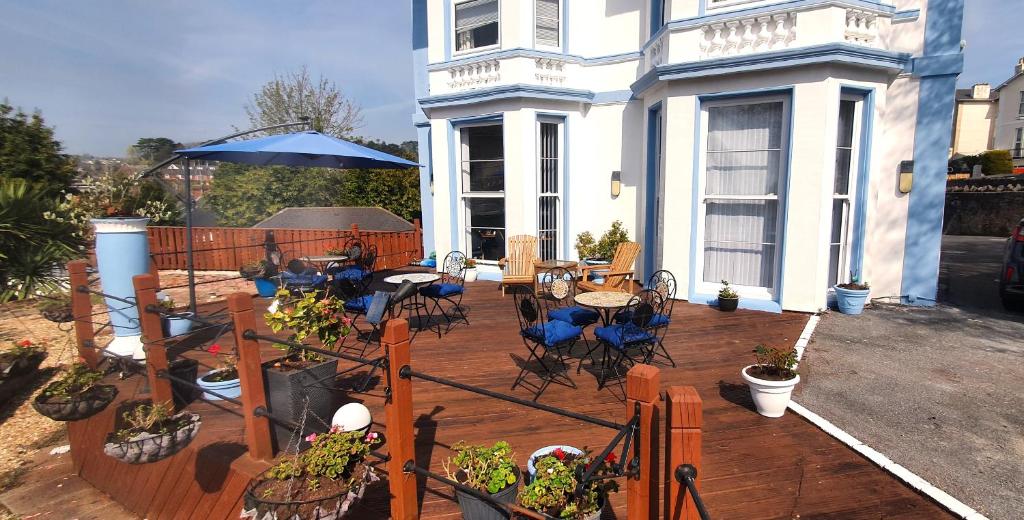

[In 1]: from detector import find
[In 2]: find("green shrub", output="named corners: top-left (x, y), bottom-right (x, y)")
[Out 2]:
top-left (980, 150), bottom-right (1013, 175)
top-left (575, 220), bottom-right (631, 260)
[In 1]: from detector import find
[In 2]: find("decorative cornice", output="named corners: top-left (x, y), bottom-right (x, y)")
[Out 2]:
top-left (427, 48), bottom-right (640, 72)
top-left (632, 43), bottom-right (910, 95)
top-left (418, 84), bottom-right (595, 109)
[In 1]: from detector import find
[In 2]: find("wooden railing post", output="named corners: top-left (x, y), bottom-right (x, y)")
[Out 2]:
top-left (132, 274), bottom-right (175, 408)
top-left (383, 319), bottom-right (417, 520)
top-left (67, 260), bottom-right (100, 369)
top-left (227, 293), bottom-right (274, 461)
top-left (626, 364), bottom-right (660, 520)
top-left (665, 386), bottom-right (703, 520)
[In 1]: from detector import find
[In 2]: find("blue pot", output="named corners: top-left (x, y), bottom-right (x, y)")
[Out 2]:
top-left (197, 369), bottom-right (241, 401)
top-left (834, 286), bottom-right (870, 315)
top-left (253, 277), bottom-right (279, 297)
top-left (91, 218), bottom-right (150, 340)
top-left (163, 312), bottom-right (194, 337)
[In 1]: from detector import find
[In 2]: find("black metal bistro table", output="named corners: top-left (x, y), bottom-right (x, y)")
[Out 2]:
top-left (383, 273), bottom-right (441, 338)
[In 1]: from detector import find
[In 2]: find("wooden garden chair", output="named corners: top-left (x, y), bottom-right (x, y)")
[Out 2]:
top-left (498, 235), bottom-right (538, 297)
top-left (577, 241), bottom-right (641, 294)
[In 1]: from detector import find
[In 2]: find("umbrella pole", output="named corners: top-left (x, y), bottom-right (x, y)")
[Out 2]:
top-left (183, 158), bottom-right (197, 314)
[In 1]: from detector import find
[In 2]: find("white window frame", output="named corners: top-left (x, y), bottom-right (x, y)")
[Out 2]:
top-left (533, 0), bottom-right (562, 50)
top-left (1014, 127), bottom-right (1023, 159)
top-left (694, 95), bottom-right (791, 301)
top-left (829, 95), bottom-right (865, 288)
top-left (452, 0), bottom-right (501, 56)
top-left (1018, 91), bottom-right (1024, 119)
top-left (458, 122), bottom-right (506, 264)
top-left (536, 117), bottom-right (565, 260)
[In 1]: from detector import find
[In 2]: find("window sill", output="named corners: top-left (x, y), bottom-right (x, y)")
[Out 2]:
top-left (453, 44), bottom-right (501, 58)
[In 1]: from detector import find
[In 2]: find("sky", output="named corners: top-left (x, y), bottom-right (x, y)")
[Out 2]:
top-left (0, 1), bottom-right (1019, 157)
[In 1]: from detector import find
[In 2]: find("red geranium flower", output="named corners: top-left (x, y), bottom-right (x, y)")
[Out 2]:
top-left (552, 448), bottom-right (566, 461)
top-left (605, 452), bottom-right (617, 464)
top-left (17, 339), bottom-right (32, 347)
top-left (208, 344), bottom-right (221, 355)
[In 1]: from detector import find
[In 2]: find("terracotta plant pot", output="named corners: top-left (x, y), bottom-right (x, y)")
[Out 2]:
top-left (32, 384), bottom-right (118, 422)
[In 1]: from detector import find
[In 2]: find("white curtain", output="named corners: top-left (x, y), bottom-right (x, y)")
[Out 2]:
top-left (536, 0), bottom-right (559, 47)
top-left (703, 102), bottom-right (783, 288)
top-left (456, 0), bottom-right (499, 50)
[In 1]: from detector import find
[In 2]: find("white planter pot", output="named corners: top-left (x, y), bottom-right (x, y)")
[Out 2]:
top-left (741, 365), bottom-right (800, 418)
top-left (464, 268), bottom-right (478, 282)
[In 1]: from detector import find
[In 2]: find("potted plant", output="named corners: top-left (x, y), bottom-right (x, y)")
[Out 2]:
top-left (0, 339), bottom-right (47, 405)
top-left (159, 297), bottom-right (194, 337)
top-left (37, 291), bottom-right (74, 323)
top-left (196, 343), bottom-right (240, 401)
top-left (718, 280), bottom-right (739, 312)
top-left (526, 445), bottom-right (583, 483)
top-left (463, 258), bottom-right (479, 282)
top-left (741, 344), bottom-right (800, 418)
top-left (834, 275), bottom-right (870, 315)
top-left (103, 400), bottom-right (201, 464)
top-left (518, 448), bottom-right (618, 520)
top-left (243, 427), bottom-right (382, 519)
top-left (32, 363), bottom-right (118, 421)
top-left (263, 290), bottom-right (351, 451)
top-left (443, 441), bottom-right (520, 520)
top-left (168, 356), bottom-right (200, 408)
top-left (240, 259), bottom-right (270, 280)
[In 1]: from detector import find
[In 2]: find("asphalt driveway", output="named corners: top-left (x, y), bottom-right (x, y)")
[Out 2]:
top-left (795, 235), bottom-right (1024, 520)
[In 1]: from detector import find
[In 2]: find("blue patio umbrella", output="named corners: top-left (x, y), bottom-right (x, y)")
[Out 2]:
top-left (175, 130), bottom-right (419, 169)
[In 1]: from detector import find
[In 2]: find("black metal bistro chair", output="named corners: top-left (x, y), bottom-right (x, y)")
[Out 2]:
top-left (615, 270), bottom-right (677, 367)
top-left (336, 278), bottom-right (417, 357)
top-left (595, 289), bottom-right (664, 391)
top-left (511, 286), bottom-right (583, 401)
top-left (419, 251), bottom-right (469, 334)
top-left (279, 257), bottom-right (328, 295)
top-left (539, 267), bottom-right (600, 364)
top-left (336, 244), bottom-right (377, 292)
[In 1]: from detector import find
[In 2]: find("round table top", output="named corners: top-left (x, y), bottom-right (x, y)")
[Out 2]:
top-left (383, 273), bottom-right (440, 285)
top-left (574, 291), bottom-right (635, 309)
top-left (534, 259), bottom-right (579, 269)
top-left (302, 255), bottom-right (349, 263)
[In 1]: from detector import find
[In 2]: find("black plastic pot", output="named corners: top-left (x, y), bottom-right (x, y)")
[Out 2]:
top-left (168, 358), bottom-right (199, 409)
top-left (32, 384), bottom-right (118, 421)
top-left (454, 468), bottom-right (521, 520)
top-left (262, 355), bottom-right (340, 452)
top-left (718, 297), bottom-right (739, 312)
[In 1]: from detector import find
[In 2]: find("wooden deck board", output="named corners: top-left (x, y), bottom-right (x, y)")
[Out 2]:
top-left (7, 269), bottom-right (952, 519)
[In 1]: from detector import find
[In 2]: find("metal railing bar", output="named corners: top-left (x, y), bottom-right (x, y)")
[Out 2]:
top-left (76, 286), bottom-right (136, 306)
top-left (156, 369), bottom-right (243, 406)
top-left (576, 412), bottom-right (639, 496)
top-left (676, 464), bottom-right (711, 520)
top-left (399, 366), bottom-right (624, 431)
top-left (243, 331), bottom-right (377, 366)
top-left (250, 406), bottom-right (387, 461)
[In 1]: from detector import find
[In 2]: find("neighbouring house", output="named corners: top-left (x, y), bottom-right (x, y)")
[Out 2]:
top-left (411, 0), bottom-right (964, 313)
top-left (253, 207), bottom-right (416, 232)
top-left (950, 57), bottom-right (1024, 168)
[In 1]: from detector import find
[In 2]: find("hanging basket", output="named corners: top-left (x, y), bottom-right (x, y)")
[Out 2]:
top-left (32, 384), bottom-right (118, 421)
top-left (40, 306), bottom-right (75, 323)
top-left (241, 465), bottom-right (379, 520)
top-left (103, 411), bottom-right (201, 464)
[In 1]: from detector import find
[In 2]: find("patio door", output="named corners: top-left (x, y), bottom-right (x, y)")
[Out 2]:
top-left (696, 97), bottom-right (790, 300)
top-left (537, 118), bottom-right (563, 261)
top-left (829, 97), bottom-right (863, 287)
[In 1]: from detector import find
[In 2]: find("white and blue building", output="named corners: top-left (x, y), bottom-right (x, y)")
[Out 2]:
top-left (411, 0), bottom-right (964, 313)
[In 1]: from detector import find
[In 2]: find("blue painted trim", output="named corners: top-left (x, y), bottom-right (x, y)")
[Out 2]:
top-left (562, 0), bottom-right (569, 54)
top-left (688, 87), bottom-right (795, 312)
top-left (591, 90), bottom-right (633, 104)
top-left (447, 113), bottom-right (506, 256)
top-left (416, 125), bottom-right (436, 256)
top-left (428, 47), bottom-right (641, 69)
top-left (643, 102), bottom-right (663, 279)
top-left (698, 0), bottom-right (706, 16)
top-left (419, 84), bottom-right (594, 109)
top-left (893, 9), bottom-right (920, 22)
top-left (901, 0), bottom-right (964, 306)
top-left (840, 85), bottom-right (875, 281)
top-left (649, 0), bottom-right (663, 37)
top-left (412, 0), bottom-right (430, 128)
top-left (443, 0), bottom-right (452, 61)
top-left (910, 53), bottom-right (964, 77)
top-left (631, 43), bottom-right (910, 95)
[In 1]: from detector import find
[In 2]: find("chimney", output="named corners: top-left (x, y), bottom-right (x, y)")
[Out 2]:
top-left (972, 83), bottom-right (991, 100)
top-left (1017, 57), bottom-right (1024, 75)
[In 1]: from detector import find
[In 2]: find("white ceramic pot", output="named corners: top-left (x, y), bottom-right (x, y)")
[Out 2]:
top-left (741, 365), bottom-right (800, 418)
top-left (464, 268), bottom-right (478, 282)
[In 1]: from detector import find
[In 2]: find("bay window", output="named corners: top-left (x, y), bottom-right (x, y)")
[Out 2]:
top-left (461, 124), bottom-right (505, 261)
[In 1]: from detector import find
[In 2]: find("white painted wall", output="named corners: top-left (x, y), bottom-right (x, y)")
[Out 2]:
top-left (994, 74), bottom-right (1024, 155)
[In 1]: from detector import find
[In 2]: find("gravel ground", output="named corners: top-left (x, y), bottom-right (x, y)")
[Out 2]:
top-left (0, 272), bottom-right (252, 497)
top-left (795, 235), bottom-right (1024, 520)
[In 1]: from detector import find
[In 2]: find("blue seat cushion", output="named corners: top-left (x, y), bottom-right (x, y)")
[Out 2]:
top-left (613, 311), bottom-right (670, 327)
top-left (523, 320), bottom-right (582, 347)
top-left (549, 306), bottom-right (600, 327)
top-left (337, 267), bottom-right (371, 281)
top-left (344, 295), bottom-right (373, 313)
top-left (419, 283), bottom-right (464, 298)
top-left (595, 324), bottom-right (655, 349)
top-left (281, 272), bottom-right (328, 287)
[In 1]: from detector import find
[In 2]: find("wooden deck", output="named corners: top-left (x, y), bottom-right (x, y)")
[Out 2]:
top-left (29, 268), bottom-right (951, 519)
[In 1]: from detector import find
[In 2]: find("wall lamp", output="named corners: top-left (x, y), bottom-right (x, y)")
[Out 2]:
top-left (611, 171), bottom-right (622, 198)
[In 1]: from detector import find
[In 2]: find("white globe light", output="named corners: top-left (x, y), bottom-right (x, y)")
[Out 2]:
top-left (332, 403), bottom-right (372, 433)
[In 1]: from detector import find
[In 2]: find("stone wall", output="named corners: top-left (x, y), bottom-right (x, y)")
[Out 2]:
top-left (944, 191), bottom-right (1024, 236)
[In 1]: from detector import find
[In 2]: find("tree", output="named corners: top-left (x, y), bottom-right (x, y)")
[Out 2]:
top-left (337, 139), bottom-right (421, 220)
top-left (204, 164), bottom-right (346, 227)
top-left (244, 67), bottom-right (363, 138)
top-left (0, 101), bottom-right (77, 195)
top-left (129, 137), bottom-right (182, 165)
top-left (980, 150), bottom-right (1013, 175)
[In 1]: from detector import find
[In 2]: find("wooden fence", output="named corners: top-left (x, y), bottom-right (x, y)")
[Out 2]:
top-left (145, 221), bottom-right (423, 271)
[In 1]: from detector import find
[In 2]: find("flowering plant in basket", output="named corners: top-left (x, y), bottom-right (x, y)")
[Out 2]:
top-left (32, 363), bottom-right (118, 421)
top-left (264, 289), bottom-right (352, 362)
top-left (245, 427), bottom-right (383, 519)
top-left (519, 448), bottom-right (619, 519)
top-left (103, 400), bottom-right (201, 464)
top-left (0, 339), bottom-right (46, 378)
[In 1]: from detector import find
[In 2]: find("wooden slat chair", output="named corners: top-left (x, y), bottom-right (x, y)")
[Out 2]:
top-left (577, 241), bottom-right (641, 294)
top-left (498, 235), bottom-right (539, 297)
